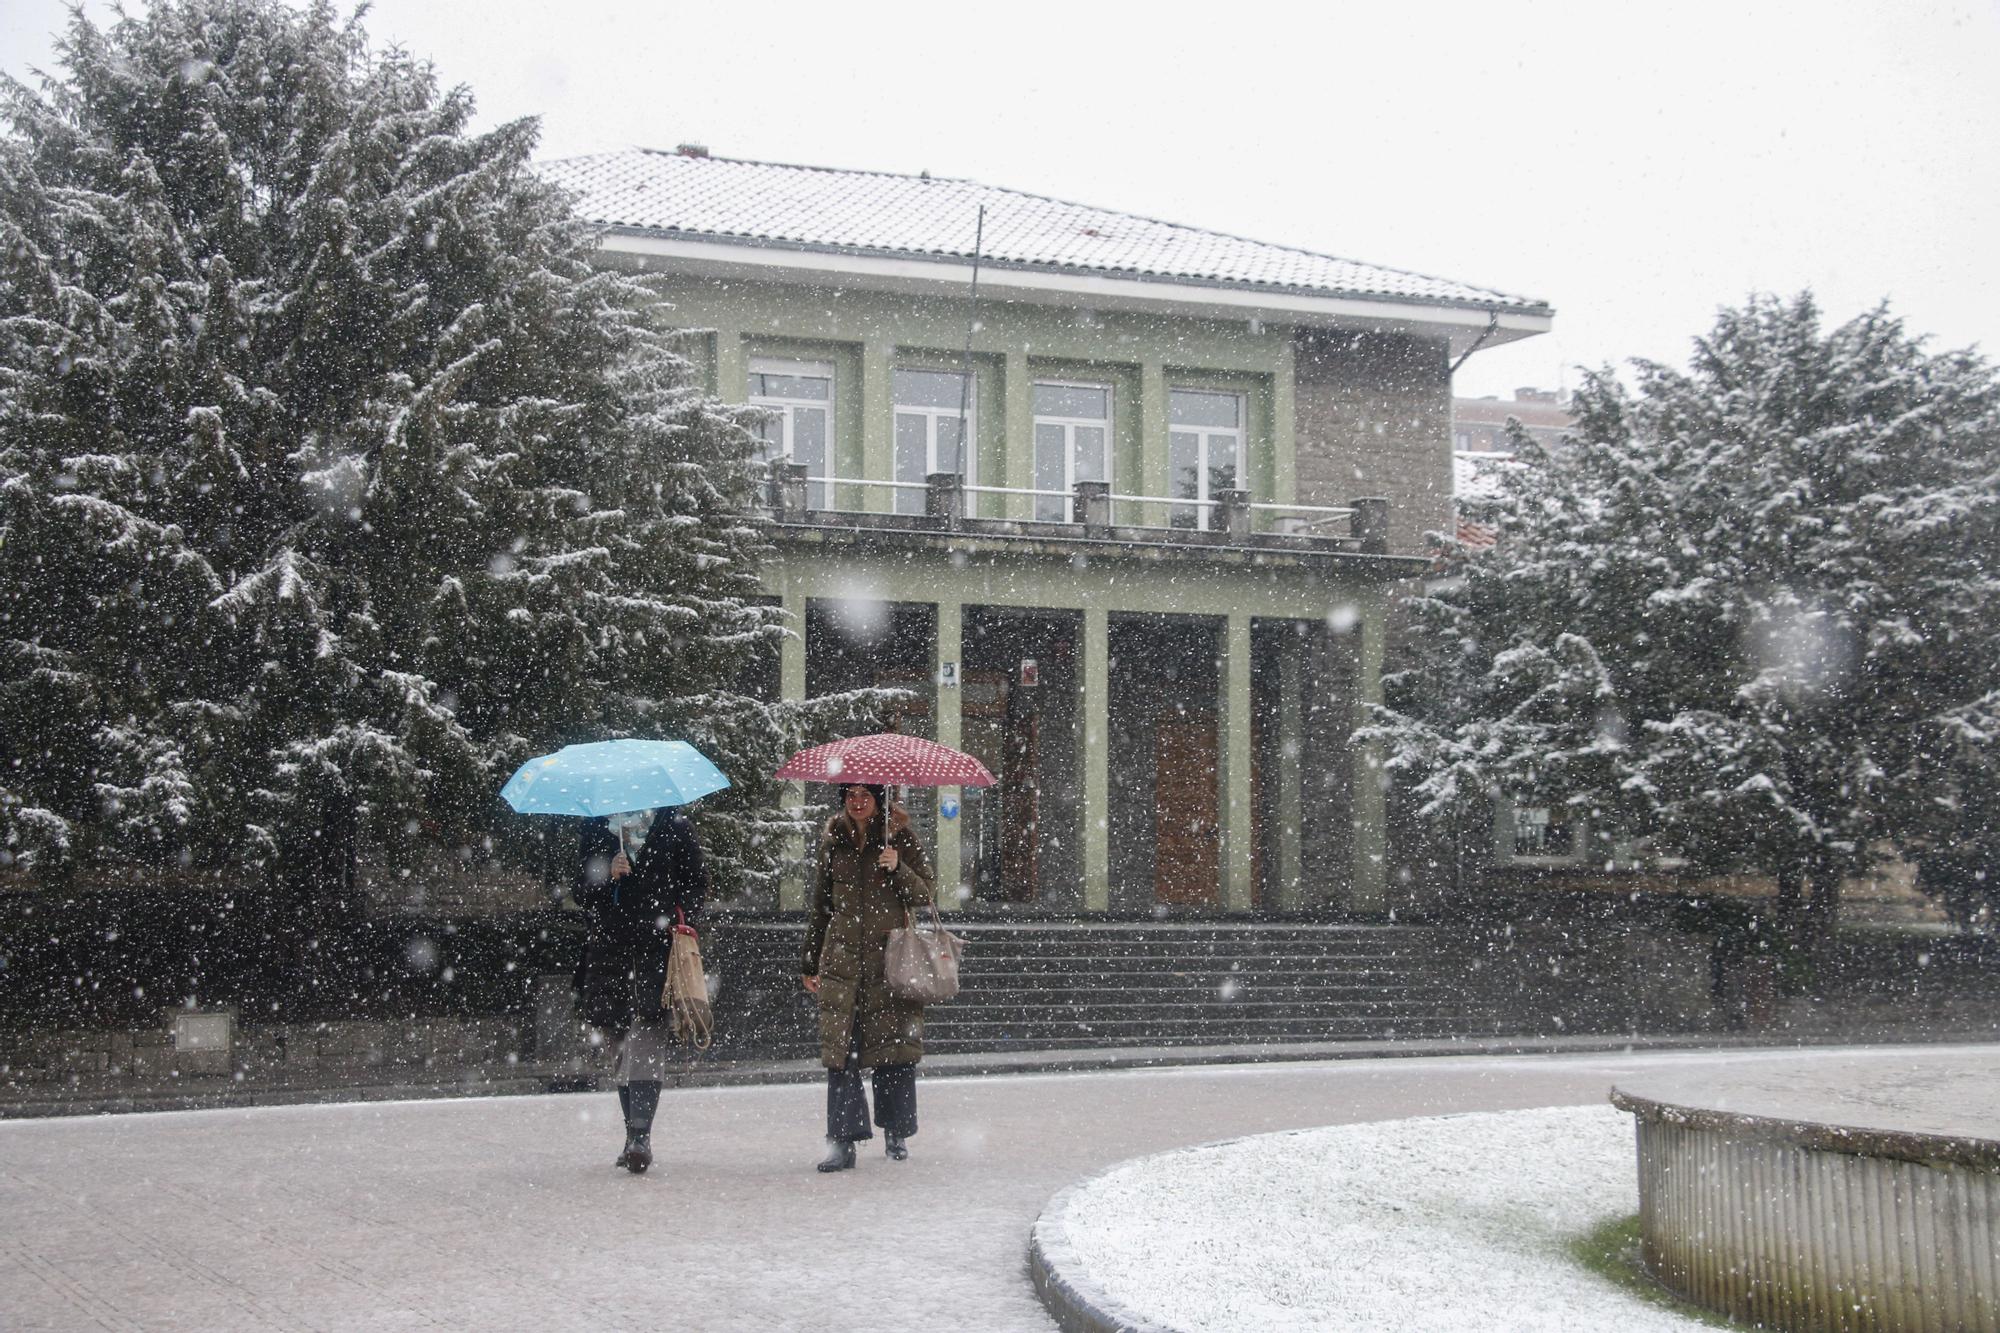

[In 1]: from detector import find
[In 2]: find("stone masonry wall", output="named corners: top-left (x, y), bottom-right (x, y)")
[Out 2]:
top-left (1292, 329), bottom-right (1454, 557)
top-left (0, 1015), bottom-right (531, 1087)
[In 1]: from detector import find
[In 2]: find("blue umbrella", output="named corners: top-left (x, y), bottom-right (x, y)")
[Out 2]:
top-left (500, 739), bottom-right (730, 818)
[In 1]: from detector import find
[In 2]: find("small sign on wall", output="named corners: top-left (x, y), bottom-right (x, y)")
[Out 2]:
top-left (938, 661), bottom-right (960, 688)
top-left (1020, 658), bottom-right (1039, 687)
top-left (172, 1010), bottom-right (234, 1052)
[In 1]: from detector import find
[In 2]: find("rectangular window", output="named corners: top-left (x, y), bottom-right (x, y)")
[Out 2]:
top-left (1167, 389), bottom-right (1244, 529)
top-left (1512, 806), bottom-right (1576, 858)
top-left (1031, 381), bottom-right (1112, 522)
top-left (749, 358), bottom-right (834, 509)
top-left (893, 368), bottom-right (974, 516)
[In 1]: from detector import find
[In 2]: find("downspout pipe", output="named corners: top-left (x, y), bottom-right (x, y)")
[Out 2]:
top-left (1447, 308), bottom-right (1502, 378)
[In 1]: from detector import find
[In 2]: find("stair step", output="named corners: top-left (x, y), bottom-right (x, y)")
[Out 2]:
top-left (923, 1025), bottom-right (1467, 1050)
top-left (701, 920), bottom-right (1493, 1059)
top-left (788, 995), bottom-right (1454, 1013)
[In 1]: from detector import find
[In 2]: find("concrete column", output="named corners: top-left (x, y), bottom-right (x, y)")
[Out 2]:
top-left (1081, 606), bottom-right (1110, 911)
top-left (861, 339), bottom-right (893, 514)
top-left (1271, 341), bottom-right (1297, 530)
top-left (715, 328), bottom-right (746, 403)
top-left (934, 599), bottom-right (963, 908)
top-left (1139, 361), bottom-right (1169, 528)
top-left (779, 584), bottom-right (810, 911)
top-left (1003, 350), bottom-right (1032, 521)
top-left (1348, 593), bottom-right (1388, 914)
top-left (775, 462), bottom-right (808, 519)
top-left (926, 472), bottom-right (963, 529)
top-left (1222, 611), bottom-right (1254, 912)
top-left (1217, 488), bottom-right (1252, 541)
top-left (1072, 479), bottom-right (1112, 530)
top-left (1276, 630), bottom-right (1304, 911)
top-left (1352, 497), bottom-right (1390, 554)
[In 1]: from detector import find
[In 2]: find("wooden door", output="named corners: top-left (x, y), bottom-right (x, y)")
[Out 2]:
top-left (1154, 714), bottom-right (1219, 906)
top-left (959, 672), bottom-right (1008, 899)
top-left (1000, 704), bottom-right (1041, 902)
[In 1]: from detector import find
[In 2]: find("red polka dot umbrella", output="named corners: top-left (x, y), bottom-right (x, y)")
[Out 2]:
top-left (775, 733), bottom-right (996, 788)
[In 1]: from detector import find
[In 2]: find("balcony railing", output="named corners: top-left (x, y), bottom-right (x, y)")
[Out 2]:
top-left (760, 464), bottom-right (1390, 554)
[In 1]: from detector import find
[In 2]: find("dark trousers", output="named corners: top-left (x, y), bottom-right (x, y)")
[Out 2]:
top-left (826, 1016), bottom-right (916, 1141)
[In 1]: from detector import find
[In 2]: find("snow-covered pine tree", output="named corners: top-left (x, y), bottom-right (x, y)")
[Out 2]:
top-left (0, 0), bottom-right (848, 906)
top-left (1366, 295), bottom-right (2000, 934)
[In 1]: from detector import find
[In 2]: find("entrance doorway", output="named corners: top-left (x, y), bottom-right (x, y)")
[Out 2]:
top-left (959, 607), bottom-right (1081, 907)
top-left (1106, 613), bottom-right (1224, 911)
top-left (1153, 714), bottom-right (1219, 905)
top-left (804, 598), bottom-right (938, 842)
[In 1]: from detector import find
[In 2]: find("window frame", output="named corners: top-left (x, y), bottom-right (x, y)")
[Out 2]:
top-left (748, 356), bottom-right (836, 508)
top-left (1031, 378), bottom-right (1115, 523)
top-left (1497, 796), bottom-right (1589, 867)
top-left (892, 366), bottom-right (978, 516)
top-left (1167, 387), bottom-right (1247, 529)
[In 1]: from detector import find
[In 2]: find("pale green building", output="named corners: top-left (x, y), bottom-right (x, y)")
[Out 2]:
top-left (542, 147), bottom-right (1551, 919)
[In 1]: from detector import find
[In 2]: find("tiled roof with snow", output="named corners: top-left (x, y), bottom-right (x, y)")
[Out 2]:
top-left (1454, 450), bottom-right (1518, 501)
top-left (538, 149), bottom-right (1550, 314)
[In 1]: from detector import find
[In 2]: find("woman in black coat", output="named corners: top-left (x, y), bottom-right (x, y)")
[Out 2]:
top-left (572, 807), bottom-right (708, 1174)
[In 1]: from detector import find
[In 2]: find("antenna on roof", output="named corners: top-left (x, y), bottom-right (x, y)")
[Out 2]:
top-left (955, 206), bottom-right (986, 491)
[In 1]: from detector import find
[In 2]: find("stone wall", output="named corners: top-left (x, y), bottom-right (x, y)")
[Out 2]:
top-left (0, 1014), bottom-right (531, 1086)
top-left (1438, 891), bottom-right (2000, 1040)
top-left (1292, 329), bottom-right (1454, 557)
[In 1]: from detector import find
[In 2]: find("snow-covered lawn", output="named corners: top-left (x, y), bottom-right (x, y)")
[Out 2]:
top-left (1047, 1104), bottom-right (1704, 1332)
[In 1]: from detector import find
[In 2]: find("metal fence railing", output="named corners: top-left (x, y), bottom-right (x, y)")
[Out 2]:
top-left (762, 465), bottom-right (1385, 550)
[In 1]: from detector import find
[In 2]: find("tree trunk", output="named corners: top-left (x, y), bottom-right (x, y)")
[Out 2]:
top-left (1805, 862), bottom-right (1842, 948)
top-left (1774, 866), bottom-right (1806, 941)
top-left (273, 789), bottom-right (364, 1016)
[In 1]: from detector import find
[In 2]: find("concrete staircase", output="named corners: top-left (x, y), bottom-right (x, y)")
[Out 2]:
top-left (705, 920), bottom-right (1477, 1059)
top-left (929, 923), bottom-right (1466, 1052)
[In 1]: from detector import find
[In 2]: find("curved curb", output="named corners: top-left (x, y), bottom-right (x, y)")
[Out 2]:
top-left (1028, 1176), bottom-right (1182, 1333)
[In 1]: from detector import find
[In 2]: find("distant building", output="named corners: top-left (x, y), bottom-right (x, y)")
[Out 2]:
top-left (1450, 388), bottom-right (1572, 549)
top-left (1453, 386), bottom-right (1572, 453)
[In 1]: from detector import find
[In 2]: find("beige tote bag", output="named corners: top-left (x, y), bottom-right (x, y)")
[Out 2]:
top-left (662, 915), bottom-right (714, 1050)
top-left (884, 906), bottom-right (964, 1004)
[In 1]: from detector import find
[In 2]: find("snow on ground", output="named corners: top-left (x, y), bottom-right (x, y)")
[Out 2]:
top-left (1056, 1104), bottom-right (1700, 1332)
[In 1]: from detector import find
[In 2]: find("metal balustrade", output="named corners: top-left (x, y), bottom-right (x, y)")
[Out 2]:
top-left (760, 463), bottom-right (1388, 553)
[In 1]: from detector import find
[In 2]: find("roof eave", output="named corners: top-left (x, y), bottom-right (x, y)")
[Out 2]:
top-left (591, 228), bottom-right (1553, 354)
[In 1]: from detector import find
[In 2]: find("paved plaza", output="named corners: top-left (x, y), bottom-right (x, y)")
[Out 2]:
top-left (3, 1045), bottom-right (1988, 1331)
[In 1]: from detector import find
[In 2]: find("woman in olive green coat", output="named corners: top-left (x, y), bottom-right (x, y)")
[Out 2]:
top-left (800, 782), bottom-right (936, 1172)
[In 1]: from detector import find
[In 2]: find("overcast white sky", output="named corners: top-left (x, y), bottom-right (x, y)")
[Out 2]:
top-left (4, 0), bottom-right (1995, 400)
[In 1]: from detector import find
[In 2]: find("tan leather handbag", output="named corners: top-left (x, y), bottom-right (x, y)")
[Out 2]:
top-left (662, 910), bottom-right (714, 1049)
top-left (884, 906), bottom-right (964, 1004)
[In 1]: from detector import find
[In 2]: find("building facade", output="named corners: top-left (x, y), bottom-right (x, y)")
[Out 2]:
top-left (542, 147), bottom-right (1552, 918)
top-left (1451, 387), bottom-right (1575, 550)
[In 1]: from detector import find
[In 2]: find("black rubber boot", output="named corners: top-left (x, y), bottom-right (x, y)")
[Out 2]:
top-left (885, 1131), bottom-right (909, 1161)
top-left (623, 1080), bottom-right (660, 1175)
top-left (815, 1138), bottom-right (857, 1173)
top-left (614, 1086), bottom-right (634, 1168)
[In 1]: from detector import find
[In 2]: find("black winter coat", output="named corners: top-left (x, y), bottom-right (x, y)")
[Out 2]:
top-left (571, 810), bottom-right (708, 1032)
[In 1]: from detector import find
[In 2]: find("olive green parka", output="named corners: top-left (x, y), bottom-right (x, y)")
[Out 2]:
top-left (801, 808), bottom-right (936, 1069)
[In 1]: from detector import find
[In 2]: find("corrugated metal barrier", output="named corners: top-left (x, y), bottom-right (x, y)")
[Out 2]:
top-left (1618, 1096), bottom-right (1998, 1332)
